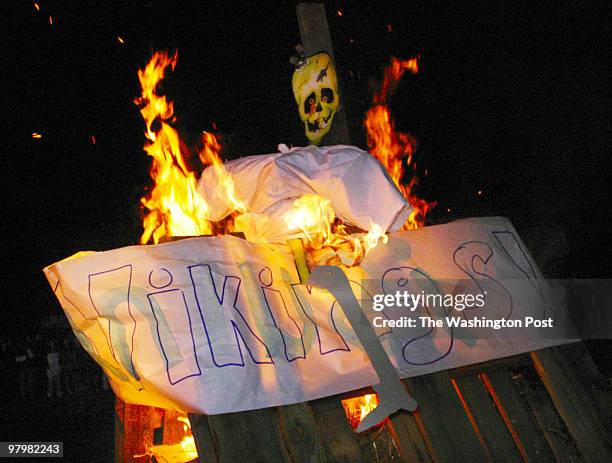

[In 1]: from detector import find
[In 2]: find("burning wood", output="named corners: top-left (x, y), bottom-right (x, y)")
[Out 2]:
top-left (133, 413), bottom-right (198, 463)
top-left (342, 393), bottom-right (382, 430)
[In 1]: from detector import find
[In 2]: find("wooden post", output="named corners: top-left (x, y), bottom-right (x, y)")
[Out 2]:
top-left (478, 370), bottom-right (555, 461)
top-left (296, 2), bottom-right (351, 146)
top-left (405, 372), bottom-right (490, 462)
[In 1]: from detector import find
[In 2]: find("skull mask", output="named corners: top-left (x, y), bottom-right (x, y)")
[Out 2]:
top-left (292, 52), bottom-right (340, 145)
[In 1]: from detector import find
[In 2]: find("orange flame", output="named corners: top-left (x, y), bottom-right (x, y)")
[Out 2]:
top-left (176, 415), bottom-right (198, 460)
top-left (136, 52), bottom-right (245, 244)
top-left (197, 131), bottom-right (245, 217)
top-left (136, 51), bottom-right (213, 244)
top-left (284, 198), bottom-right (389, 267)
top-left (284, 194), bottom-right (335, 246)
top-left (341, 393), bottom-right (382, 430)
top-left (135, 413), bottom-right (198, 462)
top-left (134, 51), bottom-right (425, 265)
top-left (365, 57), bottom-right (435, 229)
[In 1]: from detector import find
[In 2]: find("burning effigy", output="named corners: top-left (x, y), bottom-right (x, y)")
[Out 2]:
top-left (43, 51), bottom-right (566, 424)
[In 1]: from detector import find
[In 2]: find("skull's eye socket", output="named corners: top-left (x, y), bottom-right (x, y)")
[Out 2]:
top-left (321, 88), bottom-right (334, 104)
top-left (305, 92), bottom-right (316, 114)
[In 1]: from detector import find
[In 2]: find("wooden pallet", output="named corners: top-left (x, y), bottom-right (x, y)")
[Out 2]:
top-left (114, 342), bottom-right (611, 462)
top-left (183, 342), bottom-right (611, 463)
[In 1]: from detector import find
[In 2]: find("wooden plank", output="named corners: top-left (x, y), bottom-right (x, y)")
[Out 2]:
top-left (118, 402), bottom-right (163, 462)
top-left (201, 408), bottom-right (290, 462)
top-left (480, 372), bottom-right (528, 460)
top-left (278, 403), bottom-right (328, 463)
top-left (453, 375), bottom-right (520, 462)
top-left (531, 345), bottom-right (612, 462)
top-left (483, 369), bottom-right (556, 462)
top-left (554, 342), bottom-right (612, 432)
top-left (406, 371), bottom-right (489, 462)
top-left (296, 2), bottom-right (351, 146)
top-left (310, 395), bottom-right (366, 462)
top-left (188, 413), bottom-right (219, 463)
top-left (450, 355), bottom-right (529, 379)
top-left (386, 410), bottom-right (433, 463)
top-left (449, 377), bottom-right (495, 462)
top-left (517, 369), bottom-right (581, 462)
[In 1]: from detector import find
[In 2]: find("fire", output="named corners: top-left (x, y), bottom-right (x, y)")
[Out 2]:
top-left (363, 222), bottom-right (388, 252)
top-left (284, 197), bottom-right (390, 267)
top-left (136, 51), bottom-right (212, 244)
top-left (134, 413), bottom-right (198, 463)
top-left (176, 415), bottom-right (198, 460)
top-left (360, 393), bottom-right (380, 422)
top-left (284, 194), bottom-right (335, 245)
top-left (135, 51), bottom-right (429, 265)
top-left (197, 131), bottom-right (245, 217)
top-left (135, 52), bottom-right (204, 243)
top-left (282, 58), bottom-right (431, 259)
top-left (136, 52), bottom-right (246, 244)
top-left (364, 57), bottom-right (435, 229)
top-left (342, 393), bottom-right (382, 430)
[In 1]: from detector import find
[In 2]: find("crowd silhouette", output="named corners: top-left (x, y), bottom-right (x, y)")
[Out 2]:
top-left (0, 326), bottom-right (109, 402)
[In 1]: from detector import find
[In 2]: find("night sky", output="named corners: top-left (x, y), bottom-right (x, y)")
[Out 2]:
top-left (3, 1), bottom-right (610, 335)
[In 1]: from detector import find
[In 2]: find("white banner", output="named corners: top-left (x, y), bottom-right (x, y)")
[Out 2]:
top-left (44, 217), bottom-right (565, 414)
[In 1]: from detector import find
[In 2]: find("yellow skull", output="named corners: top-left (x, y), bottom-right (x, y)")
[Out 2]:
top-left (292, 53), bottom-right (340, 145)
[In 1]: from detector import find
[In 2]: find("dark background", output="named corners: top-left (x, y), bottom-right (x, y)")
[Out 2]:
top-left (1, 1), bottom-right (610, 456)
top-left (3, 1), bottom-right (610, 332)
